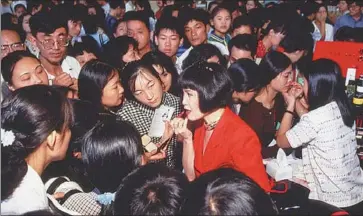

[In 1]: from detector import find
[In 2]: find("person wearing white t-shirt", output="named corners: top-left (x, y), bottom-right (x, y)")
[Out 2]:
top-left (276, 59), bottom-right (363, 214)
top-left (30, 12), bottom-right (80, 90)
top-left (312, 4), bottom-right (334, 47)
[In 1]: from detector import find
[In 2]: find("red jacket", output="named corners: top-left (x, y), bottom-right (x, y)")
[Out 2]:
top-left (193, 107), bottom-right (271, 192)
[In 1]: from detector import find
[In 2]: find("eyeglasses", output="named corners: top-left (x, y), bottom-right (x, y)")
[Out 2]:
top-left (38, 38), bottom-right (69, 50)
top-left (1, 42), bottom-right (25, 53)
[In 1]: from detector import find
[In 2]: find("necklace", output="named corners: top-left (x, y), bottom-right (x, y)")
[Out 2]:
top-left (204, 118), bottom-right (220, 131)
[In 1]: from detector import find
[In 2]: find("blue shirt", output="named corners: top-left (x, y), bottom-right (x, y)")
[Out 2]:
top-left (334, 13), bottom-right (363, 33)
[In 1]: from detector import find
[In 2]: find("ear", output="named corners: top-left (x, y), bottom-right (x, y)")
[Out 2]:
top-left (46, 130), bottom-right (57, 151)
top-left (155, 35), bottom-right (159, 46)
top-left (210, 19), bottom-right (214, 27)
top-left (179, 37), bottom-right (184, 47)
top-left (206, 24), bottom-right (211, 33)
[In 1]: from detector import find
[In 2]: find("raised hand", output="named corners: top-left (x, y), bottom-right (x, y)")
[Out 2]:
top-left (171, 118), bottom-right (193, 142)
top-left (53, 72), bottom-right (73, 87)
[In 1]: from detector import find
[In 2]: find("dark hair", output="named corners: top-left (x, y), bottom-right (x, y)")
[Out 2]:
top-left (182, 43), bottom-right (227, 70)
top-left (231, 15), bottom-right (253, 33)
top-left (109, 0), bottom-right (125, 9)
top-left (260, 18), bottom-right (287, 39)
top-left (154, 16), bottom-right (183, 39)
top-left (103, 36), bottom-right (138, 69)
top-left (182, 168), bottom-right (278, 215)
top-left (29, 11), bottom-right (67, 37)
top-left (1, 51), bottom-right (39, 85)
top-left (179, 62), bottom-right (232, 113)
top-left (113, 163), bottom-right (188, 215)
top-left (123, 11), bottom-right (150, 31)
top-left (78, 60), bottom-right (119, 110)
top-left (347, 0), bottom-right (363, 7)
top-left (180, 8), bottom-right (209, 28)
top-left (279, 30), bottom-right (313, 53)
top-left (305, 59), bottom-right (354, 127)
top-left (18, 12), bottom-right (31, 34)
top-left (51, 4), bottom-right (87, 24)
top-left (210, 4), bottom-right (231, 19)
top-left (112, 19), bottom-right (125, 34)
top-left (142, 51), bottom-right (180, 95)
top-left (134, 0), bottom-right (155, 19)
top-left (301, 1), bottom-right (319, 17)
top-left (334, 26), bottom-right (356, 42)
top-left (258, 51), bottom-right (292, 86)
top-left (82, 119), bottom-right (143, 193)
top-left (207, 1), bottom-right (219, 12)
top-left (121, 60), bottom-right (163, 101)
top-left (228, 34), bottom-right (257, 57)
top-left (68, 40), bottom-right (99, 59)
top-left (1, 85), bottom-right (74, 200)
top-left (228, 58), bottom-right (261, 93)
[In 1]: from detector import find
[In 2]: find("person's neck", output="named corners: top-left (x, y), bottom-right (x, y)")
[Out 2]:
top-left (214, 30), bottom-right (225, 38)
top-left (352, 13), bottom-right (362, 21)
top-left (256, 85), bottom-right (278, 109)
top-left (40, 55), bottom-right (63, 76)
top-left (204, 108), bottom-right (225, 126)
top-left (25, 148), bottom-right (48, 176)
top-left (138, 45), bottom-right (151, 58)
top-left (262, 36), bottom-right (272, 51)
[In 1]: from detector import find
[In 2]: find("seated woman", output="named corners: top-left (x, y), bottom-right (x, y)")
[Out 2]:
top-left (276, 59), bottom-right (363, 215)
top-left (239, 51), bottom-right (292, 158)
top-left (171, 62), bottom-right (270, 192)
top-left (228, 58), bottom-right (262, 114)
top-left (182, 168), bottom-right (278, 215)
top-left (1, 85), bottom-right (73, 215)
top-left (142, 51), bottom-right (180, 96)
top-left (117, 60), bottom-right (182, 170)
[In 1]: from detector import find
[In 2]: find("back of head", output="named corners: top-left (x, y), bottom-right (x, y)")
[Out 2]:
top-left (183, 168), bottom-right (278, 215)
top-left (182, 43), bottom-right (226, 70)
top-left (81, 119), bottom-right (143, 193)
top-left (334, 26), bottom-right (356, 42)
top-left (258, 50), bottom-right (291, 86)
top-left (232, 15), bottom-right (254, 33)
top-left (1, 85), bottom-right (74, 200)
top-left (228, 58), bottom-right (261, 93)
top-left (113, 163), bottom-right (188, 215)
top-left (179, 61), bottom-right (232, 113)
top-left (103, 36), bottom-right (138, 69)
top-left (228, 34), bottom-right (257, 57)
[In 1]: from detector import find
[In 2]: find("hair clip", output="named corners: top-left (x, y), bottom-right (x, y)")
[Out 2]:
top-left (96, 192), bottom-right (115, 205)
top-left (1, 128), bottom-right (15, 147)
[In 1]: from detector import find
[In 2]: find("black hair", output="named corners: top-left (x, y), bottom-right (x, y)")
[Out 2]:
top-left (334, 26), bottom-right (356, 42)
top-left (180, 8), bottom-right (209, 28)
top-left (301, 1), bottom-right (319, 17)
top-left (109, 0), bottom-right (125, 9)
top-left (82, 119), bottom-right (143, 193)
top-left (26, 1), bottom-right (43, 14)
top-left (78, 59), bottom-right (119, 110)
top-left (207, 1), bottom-right (219, 12)
top-left (134, 0), bottom-right (155, 19)
top-left (121, 60), bottom-right (163, 101)
top-left (14, 3), bottom-right (26, 13)
top-left (260, 18), bottom-right (287, 39)
top-left (228, 34), bottom-right (257, 57)
top-left (305, 59), bottom-right (354, 127)
top-left (112, 18), bottom-right (126, 34)
top-left (68, 40), bottom-right (100, 60)
top-left (142, 51), bottom-right (180, 95)
top-left (29, 11), bottom-right (67, 37)
top-left (1, 51), bottom-right (39, 85)
top-left (51, 4), bottom-right (87, 24)
top-left (154, 16), bottom-right (183, 39)
top-left (258, 51), bottom-right (292, 87)
top-left (123, 11), bottom-right (150, 31)
top-left (18, 12), bottom-right (31, 32)
top-left (103, 36), bottom-right (138, 69)
top-left (179, 62), bottom-right (232, 113)
top-left (182, 168), bottom-right (278, 215)
top-left (113, 163), bottom-right (188, 215)
top-left (228, 58), bottom-right (261, 93)
top-left (1, 85), bottom-right (74, 200)
top-left (279, 30), bottom-right (313, 53)
top-left (83, 4), bottom-right (106, 34)
top-left (231, 15), bottom-right (253, 33)
top-left (347, 0), bottom-right (363, 7)
top-left (182, 43), bottom-right (227, 70)
top-left (210, 4), bottom-right (231, 19)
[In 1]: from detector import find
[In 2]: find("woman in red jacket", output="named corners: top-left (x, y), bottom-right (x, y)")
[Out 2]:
top-left (171, 61), bottom-right (270, 192)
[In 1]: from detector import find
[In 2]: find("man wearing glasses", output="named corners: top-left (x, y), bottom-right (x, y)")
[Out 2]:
top-left (334, 0), bottom-right (363, 33)
top-left (1, 29), bottom-right (26, 60)
top-left (29, 12), bottom-right (81, 90)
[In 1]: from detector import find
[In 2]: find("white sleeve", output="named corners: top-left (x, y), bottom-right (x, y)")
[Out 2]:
top-left (286, 114), bottom-right (318, 148)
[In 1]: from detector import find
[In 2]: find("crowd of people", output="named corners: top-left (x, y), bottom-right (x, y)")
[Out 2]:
top-left (1, 0), bottom-right (363, 215)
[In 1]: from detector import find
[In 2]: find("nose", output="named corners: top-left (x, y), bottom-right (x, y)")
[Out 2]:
top-left (33, 75), bottom-right (42, 84)
top-left (118, 84), bottom-right (124, 94)
top-left (191, 29), bottom-right (196, 37)
top-left (165, 38), bottom-right (171, 46)
top-left (182, 95), bottom-right (188, 106)
top-left (53, 40), bottom-right (60, 50)
top-left (145, 90), bottom-right (154, 100)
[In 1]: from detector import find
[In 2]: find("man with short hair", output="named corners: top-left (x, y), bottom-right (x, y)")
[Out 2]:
top-left (1, 29), bottom-right (26, 60)
top-left (334, 0), bottom-right (363, 32)
top-left (231, 15), bottom-right (253, 37)
top-left (228, 34), bottom-right (257, 65)
top-left (124, 11), bottom-right (152, 57)
top-left (29, 12), bottom-right (81, 90)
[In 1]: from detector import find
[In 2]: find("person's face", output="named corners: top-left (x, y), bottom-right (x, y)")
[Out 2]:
top-left (122, 45), bottom-right (140, 63)
top-left (67, 20), bottom-right (82, 37)
top-left (232, 90), bottom-right (256, 103)
top-left (156, 29), bottom-right (182, 58)
top-left (182, 89), bottom-right (204, 121)
top-left (270, 65), bottom-right (293, 92)
top-left (35, 27), bottom-right (68, 64)
top-left (1, 30), bottom-right (26, 60)
top-left (114, 21), bottom-right (127, 38)
top-left (316, 6), bottom-right (327, 21)
top-left (157, 0), bottom-right (164, 8)
top-left (211, 9), bottom-right (232, 35)
top-left (15, 6), bottom-right (26, 18)
top-left (88, 7), bottom-right (97, 15)
top-left (338, 1), bottom-right (348, 12)
top-left (9, 57), bottom-right (49, 91)
top-left (349, 2), bottom-right (361, 17)
top-left (127, 20), bottom-right (150, 52)
top-left (101, 72), bottom-right (124, 108)
top-left (230, 47), bottom-right (253, 64)
top-left (166, 0), bottom-right (174, 5)
top-left (133, 70), bottom-right (164, 108)
top-left (232, 25), bottom-right (252, 37)
top-left (269, 30), bottom-right (285, 47)
top-left (153, 64), bottom-right (172, 92)
top-left (116, 7), bottom-right (126, 19)
top-left (22, 14), bottom-right (32, 33)
top-left (184, 20), bottom-right (208, 47)
top-left (246, 0), bottom-right (256, 12)
top-left (75, 51), bottom-right (97, 67)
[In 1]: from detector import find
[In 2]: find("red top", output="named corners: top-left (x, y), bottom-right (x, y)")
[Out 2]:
top-left (256, 40), bottom-right (268, 58)
top-left (193, 107), bottom-right (271, 192)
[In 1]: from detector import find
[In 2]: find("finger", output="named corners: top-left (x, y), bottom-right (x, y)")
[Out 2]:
top-left (183, 118), bottom-right (188, 129)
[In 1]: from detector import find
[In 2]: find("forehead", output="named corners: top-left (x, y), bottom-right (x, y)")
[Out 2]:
top-left (158, 28), bottom-right (179, 36)
top-left (37, 27), bottom-right (67, 38)
top-left (13, 57), bottom-right (40, 71)
top-left (185, 20), bottom-right (205, 28)
top-left (127, 20), bottom-right (147, 29)
top-left (1, 30), bottom-right (21, 44)
top-left (214, 9), bottom-right (230, 16)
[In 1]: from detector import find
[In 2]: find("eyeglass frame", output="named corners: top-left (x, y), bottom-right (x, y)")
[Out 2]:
top-left (1, 42), bottom-right (26, 53)
top-left (37, 37), bottom-right (70, 50)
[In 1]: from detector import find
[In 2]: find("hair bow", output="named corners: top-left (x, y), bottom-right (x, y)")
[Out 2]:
top-left (1, 128), bottom-right (15, 147)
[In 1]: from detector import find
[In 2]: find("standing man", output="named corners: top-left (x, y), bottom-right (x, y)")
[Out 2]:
top-left (334, 0), bottom-right (363, 33)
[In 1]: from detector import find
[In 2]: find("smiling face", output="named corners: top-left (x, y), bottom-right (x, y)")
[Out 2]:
top-left (184, 20), bottom-right (208, 47)
top-left (182, 89), bottom-right (205, 121)
top-left (153, 64), bottom-right (172, 92)
top-left (270, 64), bottom-right (293, 92)
top-left (156, 29), bottom-right (182, 58)
top-left (211, 9), bottom-right (232, 35)
top-left (133, 69), bottom-right (164, 108)
top-left (101, 71), bottom-right (124, 108)
top-left (9, 57), bottom-right (49, 90)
